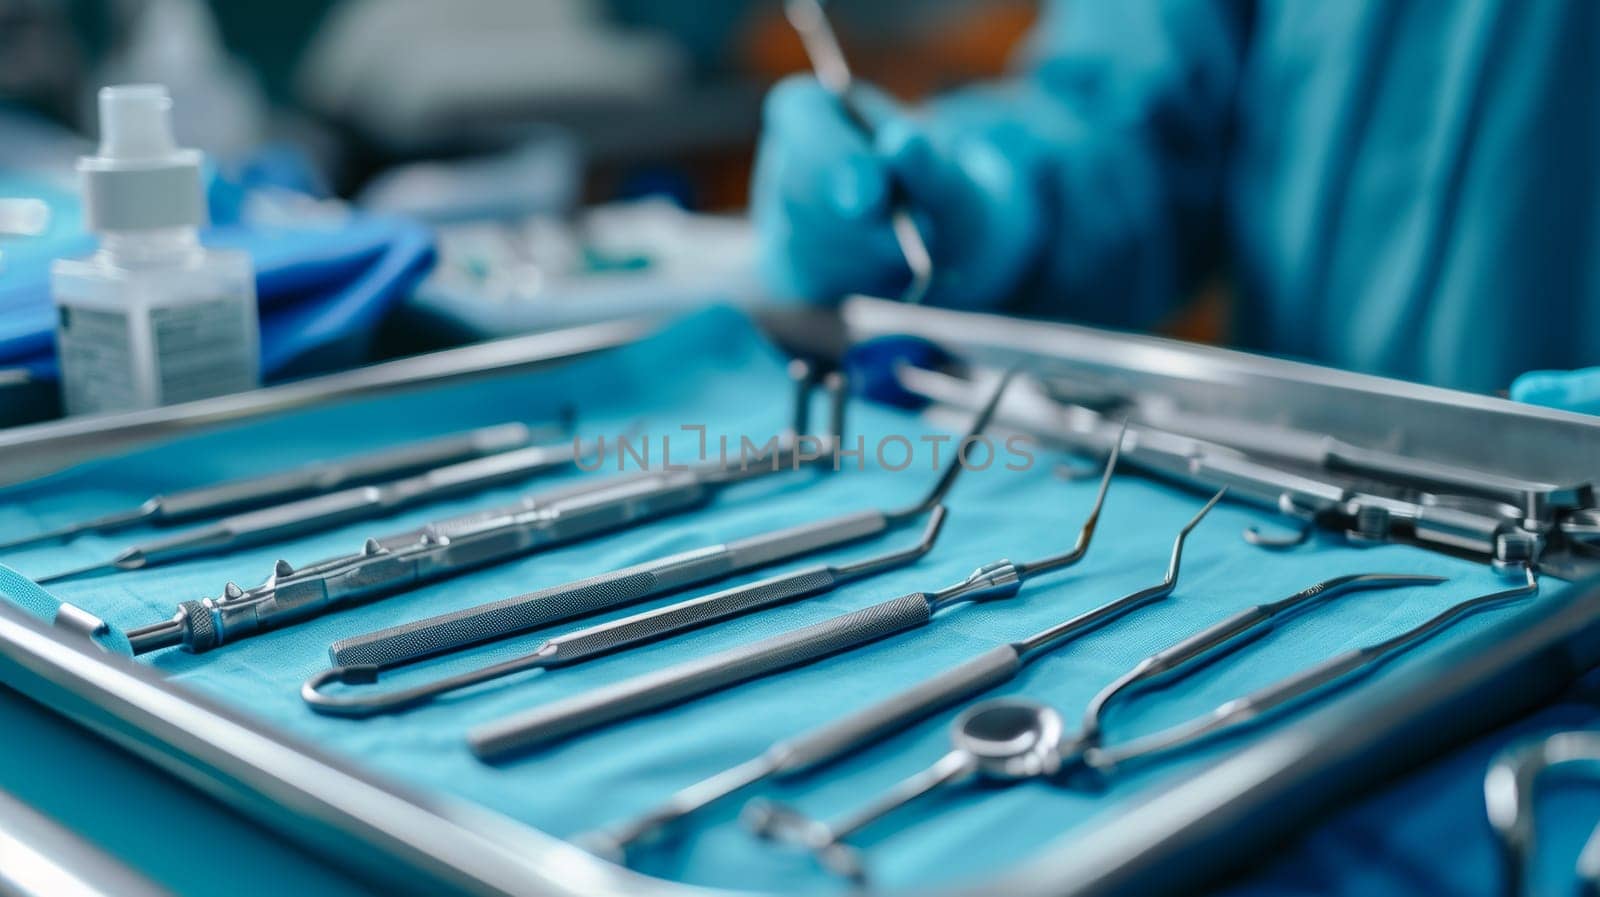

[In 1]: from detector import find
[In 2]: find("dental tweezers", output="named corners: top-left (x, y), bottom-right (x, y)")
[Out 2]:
top-left (580, 481), bottom-right (1220, 860)
top-left (466, 440), bottom-right (1129, 763)
top-left (0, 420), bottom-right (563, 554)
top-left (121, 372), bottom-right (844, 655)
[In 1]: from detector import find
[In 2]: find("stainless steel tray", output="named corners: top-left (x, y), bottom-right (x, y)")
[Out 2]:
top-left (2, 299), bottom-right (1597, 897)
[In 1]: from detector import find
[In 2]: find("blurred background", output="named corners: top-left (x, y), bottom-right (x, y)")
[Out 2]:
top-left (0, 0), bottom-right (1038, 203)
top-left (0, 0), bottom-right (1041, 422)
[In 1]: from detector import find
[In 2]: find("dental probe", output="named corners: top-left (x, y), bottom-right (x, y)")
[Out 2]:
top-left (34, 431), bottom-right (601, 582)
top-left (32, 436), bottom-right (600, 584)
top-left (581, 475), bottom-right (1210, 860)
top-left (316, 370), bottom-right (1015, 676)
top-left (303, 508), bottom-right (949, 717)
top-left (467, 443), bottom-right (1138, 763)
top-left (120, 370), bottom-right (845, 655)
top-left (0, 419), bottom-right (565, 554)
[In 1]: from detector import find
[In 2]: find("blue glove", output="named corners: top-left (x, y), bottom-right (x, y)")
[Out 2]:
top-left (752, 76), bottom-right (1046, 309)
top-left (1510, 368), bottom-right (1600, 415)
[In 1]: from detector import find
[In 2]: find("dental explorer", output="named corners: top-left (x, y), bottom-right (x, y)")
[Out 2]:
top-left (1485, 729), bottom-right (1600, 897)
top-left (303, 508), bottom-right (949, 717)
top-left (311, 370), bottom-right (1017, 680)
top-left (785, 0), bottom-right (934, 305)
top-left (579, 480), bottom-right (1220, 861)
top-left (467, 442), bottom-right (1135, 763)
top-left (743, 572), bottom-right (1448, 881)
top-left (30, 433), bottom-right (601, 584)
top-left (119, 370), bottom-right (845, 655)
top-left (0, 419), bottom-right (568, 555)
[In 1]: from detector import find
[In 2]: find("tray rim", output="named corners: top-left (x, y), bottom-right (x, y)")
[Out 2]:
top-left (2, 299), bottom-right (1597, 897)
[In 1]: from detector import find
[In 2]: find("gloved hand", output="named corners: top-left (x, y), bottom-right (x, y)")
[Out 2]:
top-left (1511, 368), bottom-right (1600, 415)
top-left (752, 75), bottom-right (1046, 309)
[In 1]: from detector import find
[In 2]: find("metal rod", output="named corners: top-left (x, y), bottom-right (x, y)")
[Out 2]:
top-left (1083, 566), bottom-right (1540, 773)
top-left (472, 444), bottom-right (1126, 764)
top-left (2, 421), bottom-right (553, 555)
top-left (120, 367), bottom-right (845, 655)
top-left (784, 0), bottom-right (934, 305)
top-left (301, 508), bottom-right (950, 718)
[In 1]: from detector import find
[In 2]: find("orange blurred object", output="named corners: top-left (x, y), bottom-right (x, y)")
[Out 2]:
top-left (739, 2), bottom-right (1040, 100)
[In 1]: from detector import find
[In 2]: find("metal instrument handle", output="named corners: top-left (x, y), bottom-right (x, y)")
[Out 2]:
top-left (468, 593), bottom-right (935, 761)
top-left (723, 510), bottom-right (889, 569)
top-left (770, 644), bottom-right (1023, 775)
top-left (1142, 609), bottom-right (1271, 676)
top-left (1087, 569), bottom-right (1540, 772)
top-left (1136, 573), bottom-right (1447, 680)
top-left (416, 473), bottom-right (711, 572)
top-left (328, 546), bottom-right (731, 667)
top-left (542, 567), bottom-right (841, 666)
top-left (400, 442), bottom-right (576, 497)
top-left (148, 423), bottom-right (531, 521)
top-left (331, 508), bottom-right (891, 668)
top-left (125, 489), bottom-right (387, 568)
top-left (534, 474), bottom-right (711, 545)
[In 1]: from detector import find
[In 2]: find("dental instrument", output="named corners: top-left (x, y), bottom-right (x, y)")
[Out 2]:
top-left (303, 507), bottom-right (949, 717)
top-left (751, 698), bottom-right (1067, 883)
top-left (739, 575), bottom-right (1452, 876)
top-left (1083, 564), bottom-right (1537, 775)
top-left (784, 0), bottom-right (934, 306)
top-left (748, 567), bottom-right (1535, 883)
top-left (119, 370), bottom-right (843, 655)
top-left (0, 419), bottom-right (566, 554)
top-left (1485, 729), bottom-right (1600, 897)
top-left (312, 370), bottom-right (1016, 678)
top-left (579, 481), bottom-right (1218, 860)
top-left (30, 434), bottom-right (602, 584)
top-left (901, 363), bottom-right (1543, 569)
top-left (466, 446), bottom-right (1140, 763)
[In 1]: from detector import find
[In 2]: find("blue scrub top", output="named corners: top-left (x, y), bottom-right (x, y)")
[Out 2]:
top-left (968, 0), bottom-right (1600, 392)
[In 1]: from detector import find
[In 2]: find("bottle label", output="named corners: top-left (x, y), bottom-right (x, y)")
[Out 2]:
top-left (149, 299), bottom-right (258, 404)
top-left (57, 298), bottom-right (257, 414)
top-left (57, 305), bottom-right (138, 413)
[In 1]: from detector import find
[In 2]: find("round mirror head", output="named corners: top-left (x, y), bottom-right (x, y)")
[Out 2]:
top-left (952, 699), bottom-right (1065, 780)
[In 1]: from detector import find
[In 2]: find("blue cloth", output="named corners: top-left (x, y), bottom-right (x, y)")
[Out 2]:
top-left (0, 172), bottom-right (435, 382)
top-left (1221, 670), bottom-right (1600, 897)
top-left (0, 308), bottom-right (1590, 894)
top-left (757, 0), bottom-right (1600, 393)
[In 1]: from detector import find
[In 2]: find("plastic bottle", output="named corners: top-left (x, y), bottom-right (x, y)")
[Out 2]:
top-left (52, 84), bottom-right (259, 415)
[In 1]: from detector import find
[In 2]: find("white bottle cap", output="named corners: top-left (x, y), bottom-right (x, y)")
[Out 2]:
top-left (79, 84), bottom-right (207, 232)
